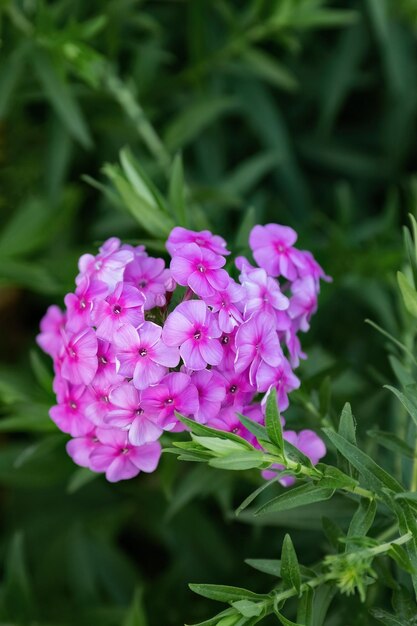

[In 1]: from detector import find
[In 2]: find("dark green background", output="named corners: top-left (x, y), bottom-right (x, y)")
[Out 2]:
top-left (0, 1), bottom-right (416, 624)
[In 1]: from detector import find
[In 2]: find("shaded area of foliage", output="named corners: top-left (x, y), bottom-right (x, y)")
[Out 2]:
top-left (1, 0), bottom-right (417, 624)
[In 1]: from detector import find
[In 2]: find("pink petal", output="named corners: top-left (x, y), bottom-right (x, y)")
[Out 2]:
top-left (129, 441), bottom-right (162, 472)
top-left (199, 339), bottom-right (223, 366)
top-left (180, 338), bottom-right (206, 370)
top-left (129, 417), bottom-right (162, 445)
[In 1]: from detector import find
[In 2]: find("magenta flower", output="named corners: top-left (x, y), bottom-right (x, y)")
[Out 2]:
top-left (218, 369), bottom-right (254, 408)
top-left (288, 277), bottom-right (318, 332)
top-left (218, 330), bottom-right (238, 370)
top-left (66, 429), bottom-right (101, 468)
top-left (50, 381), bottom-right (92, 437)
top-left (124, 255), bottom-right (174, 309)
top-left (206, 280), bottom-right (244, 333)
top-left (257, 357), bottom-right (300, 410)
top-left (77, 237), bottom-right (134, 289)
top-left (191, 370), bottom-right (226, 423)
top-left (141, 372), bottom-right (199, 431)
top-left (170, 243), bottom-right (229, 298)
top-left (241, 268), bottom-right (289, 320)
top-left (249, 224), bottom-right (303, 280)
top-left (61, 327), bottom-right (98, 386)
top-left (93, 282), bottom-right (145, 341)
top-left (162, 300), bottom-right (222, 370)
top-left (113, 322), bottom-right (179, 389)
top-left (89, 427), bottom-right (162, 482)
top-left (297, 250), bottom-right (332, 288)
top-left (107, 383), bottom-right (163, 445)
top-left (65, 276), bottom-right (108, 332)
top-left (36, 305), bottom-right (66, 359)
top-left (167, 227), bottom-right (230, 257)
top-left (84, 380), bottom-right (116, 427)
top-left (235, 314), bottom-right (283, 385)
top-left (94, 340), bottom-right (123, 387)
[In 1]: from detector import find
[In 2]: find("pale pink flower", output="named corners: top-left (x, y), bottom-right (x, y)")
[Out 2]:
top-left (249, 224), bottom-right (303, 279)
top-left (167, 227), bottom-right (230, 257)
top-left (288, 277), bottom-right (318, 332)
top-left (170, 243), bottom-right (229, 298)
top-left (36, 305), bottom-right (66, 359)
top-left (89, 427), bottom-right (161, 482)
top-left (235, 314), bottom-right (283, 385)
top-left (77, 237), bottom-right (133, 288)
top-left (241, 268), bottom-right (289, 320)
top-left (124, 255), bottom-right (174, 309)
top-left (141, 372), bottom-right (199, 431)
top-left (50, 381), bottom-right (92, 436)
top-left (191, 370), bottom-right (226, 423)
top-left (65, 276), bottom-right (108, 332)
top-left (61, 328), bottom-right (98, 386)
top-left (258, 357), bottom-right (300, 410)
top-left (162, 300), bottom-right (222, 370)
top-left (113, 322), bottom-right (179, 389)
top-left (206, 280), bottom-right (244, 333)
top-left (93, 282), bottom-right (145, 341)
top-left (207, 406), bottom-right (256, 445)
top-left (107, 384), bottom-right (163, 445)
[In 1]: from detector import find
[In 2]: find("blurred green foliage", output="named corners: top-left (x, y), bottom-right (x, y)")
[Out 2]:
top-left (1, 0), bottom-right (417, 624)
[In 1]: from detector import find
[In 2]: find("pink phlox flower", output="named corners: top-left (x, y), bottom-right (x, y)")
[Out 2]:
top-left (167, 227), bottom-right (230, 257)
top-left (170, 243), bottom-right (229, 299)
top-left (61, 327), bottom-right (98, 386)
top-left (107, 383), bottom-right (163, 445)
top-left (206, 280), bottom-right (244, 333)
top-left (241, 268), bottom-right (289, 320)
top-left (288, 276), bottom-right (318, 332)
top-left (36, 305), bottom-right (66, 359)
top-left (219, 368), bottom-right (254, 408)
top-left (162, 300), bottom-right (222, 370)
top-left (207, 406), bottom-right (256, 446)
top-left (217, 329), bottom-right (237, 370)
top-left (262, 429), bottom-right (326, 485)
top-left (124, 255), bottom-right (174, 309)
top-left (191, 370), bottom-right (226, 423)
top-left (94, 340), bottom-right (123, 388)
top-left (85, 379), bottom-right (116, 427)
top-left (141, 372), bottom-right (199, 431)
top-left (50, 381), bottom-right (92, 437)
top-left (235, 314), bottom-right (283, 385)
top-left (296, 250), bottom-right (332, 288)
top-left (65, 276), bottom-right (108, 332)
top-left (249, 224), bottom-right (304, 280)
top-left (77, 237), bottom-right (134, 288)
top-left (66, 428), bottom-right (101, 468)
top-left (235, 255), bottom-right (257, 276)
top-left (258, 357), bottom-right (300, 411)
top-left (89, 427), bottom-right (162, 482)
top-left (114, 322), bottom-right (179, 390)
top-left (93, 282), bottom-right (145, 341)
top-left (283, 325), bottom-right (307, 368)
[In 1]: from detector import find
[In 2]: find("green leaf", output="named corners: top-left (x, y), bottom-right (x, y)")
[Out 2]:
top-left (236, 474), bottom-right (285, 516)
top-left (231, 600), bottom-right (262, 618)
top-left (346, 499), bottom-right (376, 551)
top-left (209, 451), bottom-right (265, 471)
top-left (322, 429), bottom-right (403, 494)
top-left (255, 483), bottom-right (335, 516)
top-left (123, 587), bottom-right (148, 626)
top-left (384, 385), bottom-right (417, 428)
top-left (245, 559), bottom-right (281, 577)
top-left (29, 349), bottom-right (53, 394)
top-left (104, 164), bottom-right (174, 238)
top-left (32, 49), bottom-right (92, 149)
top-left (274, 609), bottom-right (304, 626)
top-left (176, 414), bottom-right (254, 449)
top-left (1, 532), bottom-right (34, 623)
top-left (370, 609), bottom-right (404, 626)
top-left (120, 147), bottom-right (168, 213)
top-left (265, 388), bottom-right (284, 452)
top-left (338, 402), bottom-right (356, 445)
top-left (165, 97), bottom-right (237, 150)
top-left (281, 534), bottom-right (301, 595)
top-left (169, 153), bottom-right (187, 226)
top-left (397, 271), bottom-right (417, 318)
top-left (242, 47), bottom-right (297, 92)
top-left (189, 584), bottom-right (267, 603)
top-left (237, 413), bottom-right (268, 442)
top-left (297, 587), bottom-right (314, 626)
top-left (388, 545), bottom-right (416, 575)
top-left (367, 429), bottom-right (415, 459)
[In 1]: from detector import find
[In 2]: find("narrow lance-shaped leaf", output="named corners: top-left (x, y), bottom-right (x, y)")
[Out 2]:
top-left (281, 534), bottom-right (301, 595)
top-left (255, 483), bottom-right (335, 516)
top-left (397, 271), bottom-right (417, 318)
top-left (265, 388), bottom-right (284, 453)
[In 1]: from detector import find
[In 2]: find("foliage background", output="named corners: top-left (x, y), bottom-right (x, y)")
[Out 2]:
top-left (0, 0), bottom-right (417, 624)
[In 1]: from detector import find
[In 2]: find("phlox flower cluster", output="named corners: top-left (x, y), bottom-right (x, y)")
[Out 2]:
top-left (37, 225), bottom-right (330, 482)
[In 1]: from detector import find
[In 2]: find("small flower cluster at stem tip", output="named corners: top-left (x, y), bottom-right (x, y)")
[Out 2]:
top-left (37, 224), bottom-right (330, 482)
